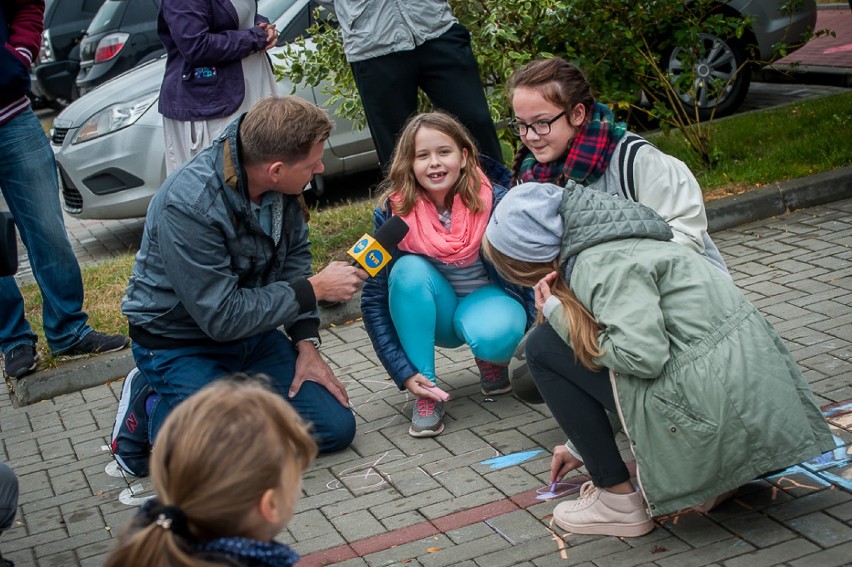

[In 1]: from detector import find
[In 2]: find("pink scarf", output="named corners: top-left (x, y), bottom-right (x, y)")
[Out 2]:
top-left (394, 168), bottom-right (493, 267)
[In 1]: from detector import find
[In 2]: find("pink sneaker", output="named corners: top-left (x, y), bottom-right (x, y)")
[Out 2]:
top-left (553, 481), bottom-right (654, 537)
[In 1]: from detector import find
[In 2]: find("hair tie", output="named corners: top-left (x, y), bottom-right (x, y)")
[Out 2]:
top-left (148, 504), bottom-right (189, 537)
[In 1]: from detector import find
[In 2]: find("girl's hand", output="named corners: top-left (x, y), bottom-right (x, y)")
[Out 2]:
top-left (404, 373), bottom-right (445, 401)
top-left (534, 271), bottom-right (558, 312)
top-left (550, 444), bottom-right (583, 483)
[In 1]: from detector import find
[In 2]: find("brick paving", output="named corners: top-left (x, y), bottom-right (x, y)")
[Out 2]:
top-left (776, 6), bottom-right (852, 70)
top-left (1, 198), bottom-right (850, 566)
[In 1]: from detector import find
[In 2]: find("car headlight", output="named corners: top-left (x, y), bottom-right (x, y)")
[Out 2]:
top-left (72, 92), bottom-right (159, 144)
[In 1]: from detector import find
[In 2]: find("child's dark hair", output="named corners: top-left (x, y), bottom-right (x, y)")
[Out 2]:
top-left (104, 374), bottom-right (317, 567)
top-left (507, 58), bottom-right (595, 184)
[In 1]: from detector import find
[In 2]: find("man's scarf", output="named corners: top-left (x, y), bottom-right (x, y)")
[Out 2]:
top-left (518, 102), bottom-right (627, 186)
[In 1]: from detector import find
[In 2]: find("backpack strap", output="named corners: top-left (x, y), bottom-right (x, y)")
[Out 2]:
top-left (617, 134), bottom-right (652, 202)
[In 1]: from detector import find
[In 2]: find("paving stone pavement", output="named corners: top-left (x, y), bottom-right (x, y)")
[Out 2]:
top-left (0, 198), bottom-right (850, 566)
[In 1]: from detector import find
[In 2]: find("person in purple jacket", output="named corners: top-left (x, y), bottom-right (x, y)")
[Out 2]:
top-left (158, 0), bottom-right (280, 174)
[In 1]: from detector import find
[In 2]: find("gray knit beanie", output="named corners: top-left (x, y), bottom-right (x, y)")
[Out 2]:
top-left (485, 182), bottom-right (564, 262)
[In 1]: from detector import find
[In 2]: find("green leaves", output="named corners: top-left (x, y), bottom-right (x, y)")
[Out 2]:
top-left (275, 0), bottom-right (758, 166)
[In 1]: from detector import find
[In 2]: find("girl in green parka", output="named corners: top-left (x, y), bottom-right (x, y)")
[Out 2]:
top-left (481, 181), bottom-right (834, 538)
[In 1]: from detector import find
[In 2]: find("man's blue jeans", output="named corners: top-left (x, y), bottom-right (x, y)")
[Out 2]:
top-left (0, 109), bottom-right (90, 356)
top-left (132, 329), bottom-right (356, 453)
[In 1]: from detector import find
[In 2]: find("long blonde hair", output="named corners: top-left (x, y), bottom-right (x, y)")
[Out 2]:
top-left (378, 112), bottom-right (484, 215)
top-left (481, 236), bottom-right (603, 370)
top-left (105, 375), bottom-right (317, 567)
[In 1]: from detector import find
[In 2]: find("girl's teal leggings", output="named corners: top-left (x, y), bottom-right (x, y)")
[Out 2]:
top-left (388, 254), bottom-right (527, 383)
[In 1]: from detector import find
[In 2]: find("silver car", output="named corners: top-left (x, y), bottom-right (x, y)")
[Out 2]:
top-left (51, 0), bottom-right (377, 220)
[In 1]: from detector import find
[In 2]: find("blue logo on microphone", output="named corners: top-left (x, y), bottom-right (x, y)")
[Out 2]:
top-left (353, 238), bottom-right (369, 253)
top-left (365, 250), bottom-right (384, 268)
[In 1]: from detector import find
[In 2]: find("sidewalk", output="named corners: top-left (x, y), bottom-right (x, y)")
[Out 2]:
top-left (763, 4), bottom-right (852, 86)
top-left (1, 196), bottom-right (850, 566)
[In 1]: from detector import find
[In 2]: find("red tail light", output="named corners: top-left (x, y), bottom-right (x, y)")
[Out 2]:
top-left (95, 33), bottom-right (130, 63)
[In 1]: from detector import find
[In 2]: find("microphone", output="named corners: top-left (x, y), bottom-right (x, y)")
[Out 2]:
top-left (347, 215), bottom-right (409, 276)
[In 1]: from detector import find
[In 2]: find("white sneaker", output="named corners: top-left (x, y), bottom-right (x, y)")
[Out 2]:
top-left (553, 481), bottom-right (654, 537)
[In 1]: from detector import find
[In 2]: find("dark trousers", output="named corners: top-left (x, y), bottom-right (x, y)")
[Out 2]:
top-left (526, 322), bottom-right (631, 488)
top-left (0, 462), bottom-right (18, 534)
top-left (350, 23), bottom-right (503, 170)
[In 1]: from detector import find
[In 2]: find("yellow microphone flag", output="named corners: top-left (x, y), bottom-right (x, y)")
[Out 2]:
top-left (347, 234), bottom-right (391, 277)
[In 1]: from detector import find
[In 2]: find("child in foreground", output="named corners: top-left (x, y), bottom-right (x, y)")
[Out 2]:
top-left (361, 112), bottom-right (534, 437)
top-left (105, 374), bottom-right (317, 567)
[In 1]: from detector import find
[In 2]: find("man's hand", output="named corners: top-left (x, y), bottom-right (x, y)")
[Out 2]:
top-left (308, 261), bottom-right (368, 303)
top-left (290, 340), bottom-right (349, 407)
top-left (550, 444), bottom-right (583, 484)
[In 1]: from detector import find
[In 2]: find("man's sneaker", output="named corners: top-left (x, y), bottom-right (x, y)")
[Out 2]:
top-left (3, 344), bottom-right (39, 379)
top-left (111, 368), bottom-right (152, 477)
top-left (553, 481), bottom-right (654, 537)
top-left (65, 331), bottom-right (130, 357)
top-left (476, 357), bottom-right (512, 396)
top-left (409, 397), bottom-right (445, 437)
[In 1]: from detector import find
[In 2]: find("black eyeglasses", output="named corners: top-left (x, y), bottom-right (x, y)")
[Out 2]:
top-left (508, 111), bottom-right (566, 137)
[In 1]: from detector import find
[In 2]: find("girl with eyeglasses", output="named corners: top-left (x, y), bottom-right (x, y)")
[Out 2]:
top-left (505, 58), bottom-right (734, 487)
top-left (507, 57), bottom-right (727, 274)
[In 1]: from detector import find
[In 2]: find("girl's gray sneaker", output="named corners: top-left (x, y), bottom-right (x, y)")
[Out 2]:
top-left (409, 398), bottom-right (445, 437)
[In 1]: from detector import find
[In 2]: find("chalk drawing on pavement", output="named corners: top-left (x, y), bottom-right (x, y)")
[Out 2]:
top-left (479, 449), bottom-right (545, 470)
top-left (119, 483), bottom-right (154, 506)
top-left (326, 450), bottom-right (427, 492)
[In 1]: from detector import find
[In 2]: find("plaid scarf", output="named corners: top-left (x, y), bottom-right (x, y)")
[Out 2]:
top-left (518, 102), bottom-right (626, 186)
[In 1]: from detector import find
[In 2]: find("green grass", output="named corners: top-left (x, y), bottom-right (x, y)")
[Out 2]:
top-left (651, 91), bottom-right (852, 196)
top-left (17, 91), bottom-right (852, 366)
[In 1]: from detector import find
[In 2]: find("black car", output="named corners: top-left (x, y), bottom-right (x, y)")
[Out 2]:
top-left (76, 0), bottom-right (164, 95)
top-left (30, 0), bottom-right (106, 108)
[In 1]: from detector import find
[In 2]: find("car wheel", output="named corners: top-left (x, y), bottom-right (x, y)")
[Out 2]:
top-left (664, 32), bottom-right (751, 120)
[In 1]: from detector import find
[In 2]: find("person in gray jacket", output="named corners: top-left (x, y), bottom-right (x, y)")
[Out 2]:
top-left (482, 182), bottom-right (834, 538)
top-left (112, 96), bottom-right (367, 478)
top-left (314, 0), bottom-right (502, 171)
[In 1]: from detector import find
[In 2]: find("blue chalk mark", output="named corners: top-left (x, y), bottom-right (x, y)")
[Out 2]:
top-left (822, 402), bottom-right (852, 418)
top-left (480, 450), bottom-right (544, 470)
top-left (802, 435), bottom-right (850, 473)
top-left (817, 469), bottom-right (852, 492)
top-left (765, 465), bottom-right (833, 488)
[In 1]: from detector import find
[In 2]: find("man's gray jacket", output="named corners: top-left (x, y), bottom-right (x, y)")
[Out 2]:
top-left (122, 116), bottom-right (320, 348)
top-left (315, 0), bottom-right (457, 62)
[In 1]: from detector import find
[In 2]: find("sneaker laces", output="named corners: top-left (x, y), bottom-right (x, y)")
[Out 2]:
top-left (476, 358), bottom-right (506, 384)
top-left (416, 397), bottom-right (436, 417)
top-left (578, 481), bottom-right (599, 501)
